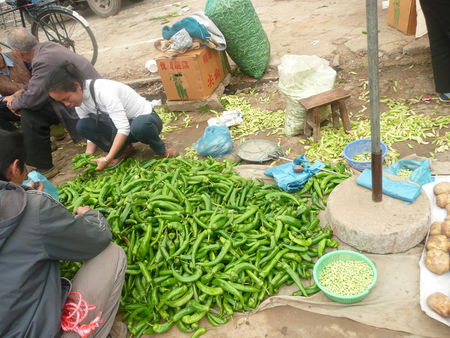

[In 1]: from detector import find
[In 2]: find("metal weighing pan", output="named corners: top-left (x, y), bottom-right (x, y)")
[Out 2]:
top-left (236, 139), bottom-right (284, 163)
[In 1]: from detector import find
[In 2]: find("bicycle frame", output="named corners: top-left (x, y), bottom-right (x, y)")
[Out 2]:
top-left (1, 0), bottom-right (56, 27)
top-left (0, 0), bottom-right (98, 64)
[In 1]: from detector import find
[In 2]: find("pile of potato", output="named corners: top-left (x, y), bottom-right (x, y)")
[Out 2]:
top-left (425, 182), bottom-right (450, 318)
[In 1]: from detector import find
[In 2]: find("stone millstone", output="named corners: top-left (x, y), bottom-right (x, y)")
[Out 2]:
top-left (326, 176), bottom-right (430, 254)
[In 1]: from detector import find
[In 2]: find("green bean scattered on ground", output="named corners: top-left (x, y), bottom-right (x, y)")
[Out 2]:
top-left (300, 98), bottom-right (450, 164)
top-left (222, 95), bottom-right (285, 139)
top-left (59, 157), bottom-right (349, 337)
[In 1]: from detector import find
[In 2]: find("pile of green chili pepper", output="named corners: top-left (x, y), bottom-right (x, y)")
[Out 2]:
top-left (59, 157), bottom-right (349, 337)
top-left (72, 153), bottom-right (97, 175)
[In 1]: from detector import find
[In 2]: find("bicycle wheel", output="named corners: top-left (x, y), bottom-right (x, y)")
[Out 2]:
top-left (31, 6), bottom-right (98, 65)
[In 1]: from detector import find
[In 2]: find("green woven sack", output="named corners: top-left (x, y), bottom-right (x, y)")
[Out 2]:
top-left (205, 0), bottom-right (270, 79)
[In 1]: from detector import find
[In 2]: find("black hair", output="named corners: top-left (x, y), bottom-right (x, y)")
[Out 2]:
top-left (45, 61), bottom-right (85, 93)
top-left (0, 130), bottom-right (26, 181)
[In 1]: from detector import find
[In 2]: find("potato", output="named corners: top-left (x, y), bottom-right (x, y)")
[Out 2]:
top-left (425, 249), bottom-right (449, 275)
top-left (429, 222), bottom-right (443, 236)
top-left (436, 194), bottom-right (450, 208)
top-left (427, 292), bottom-right (450, 318)
top-left (433, 182), bottom-right (450, 195)
top-left (443, 221), bottom-right (450, 238)
top-left (426, 235), bottom-right (449, 252)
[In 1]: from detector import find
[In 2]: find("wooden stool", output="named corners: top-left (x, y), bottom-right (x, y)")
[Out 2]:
top-left (299, 88), bottom-right (351, 142)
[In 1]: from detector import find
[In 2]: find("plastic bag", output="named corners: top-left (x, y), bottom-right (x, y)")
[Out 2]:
top-left (194, 125), bottom-right (233, 158)
top-left (170, 29), bottom-right (193, 52)
top-left (264, 155), bottom-right (325, 192)
top-left (356, 169), bottom-right (422, 203)
top-left (205, 0), bottom-right (270, 79)
top-left (278, 55), bottom-right (336, 136)
top-left (23, 170), bottom-right (59, 201)
top-left (207, 110), bottom-right (243, 127)
top-left (384, 158), bottom-right (434, 187)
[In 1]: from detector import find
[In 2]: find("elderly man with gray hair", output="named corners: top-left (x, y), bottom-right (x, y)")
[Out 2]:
top-left (3, 28), bottom-right (101, 178)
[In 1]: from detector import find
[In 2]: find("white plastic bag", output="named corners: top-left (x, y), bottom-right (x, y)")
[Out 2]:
top-left (207, 110), bottom-right (243, 127)
top-left (278, 55), bottom-right (336, 136)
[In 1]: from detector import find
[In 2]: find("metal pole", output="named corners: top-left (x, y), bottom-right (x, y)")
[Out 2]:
top-left (366, 0), bottom-right (382, 202)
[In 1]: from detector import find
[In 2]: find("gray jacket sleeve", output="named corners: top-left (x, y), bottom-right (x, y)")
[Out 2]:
top-left (37, 193), bottom-right (112, 261)
top-left (11, 59), bottom-right (50, 111)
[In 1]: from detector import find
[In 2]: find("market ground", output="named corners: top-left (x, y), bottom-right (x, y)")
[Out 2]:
top-left (51, 0), bottom-right (450, 183)
top-left (41, 0), bottom-right (449, 337)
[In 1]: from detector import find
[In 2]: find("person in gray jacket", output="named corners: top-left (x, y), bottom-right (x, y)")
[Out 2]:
top-left (3, 28), bottom-right (101, 178)
top-left (0, 130), bottom-right (127, 337)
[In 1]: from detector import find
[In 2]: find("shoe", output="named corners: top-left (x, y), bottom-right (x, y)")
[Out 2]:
top-left (107, 158), bottom-right (123, 169)
top-left (438, 93), bottom-right (450, 102)
top-left (35, 166), bottom-right (59, 179)
top-left (164, 147), bottom-right (179, 158)
top-left (108, 320), bottom-right (128, 338)
top-left (50, 124), bottom-right (67, 141)
top-left (117, 144), bottom-right (136, 160)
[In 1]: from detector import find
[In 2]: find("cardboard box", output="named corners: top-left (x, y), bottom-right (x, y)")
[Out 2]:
top-left (156, 48), bottom-right (229, 101)
top-left (388, 0), bottom-right (416, 35)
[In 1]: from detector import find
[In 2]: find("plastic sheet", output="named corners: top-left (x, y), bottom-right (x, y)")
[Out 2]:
top-left (356, 169), bottom-right (422, 203)
top-left (384, 158), bottom-right (435, 186)
top-left (264, 155), bottom-right (325, 192)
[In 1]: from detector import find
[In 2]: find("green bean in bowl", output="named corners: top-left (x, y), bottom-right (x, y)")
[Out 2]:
top-left (319, 260), bottom-right (374, 296)
top-left (313, 250), bottom-right (377, 304)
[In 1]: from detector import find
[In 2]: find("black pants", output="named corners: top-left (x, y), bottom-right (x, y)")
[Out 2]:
top-left (21, 107), bottom-right (60, 169)
top-left (76, 113), bottom-right (166, 155)
top-left (419, 0), bottom-right (450, 93)
top-left (0, 106), bottom-right (20, 131)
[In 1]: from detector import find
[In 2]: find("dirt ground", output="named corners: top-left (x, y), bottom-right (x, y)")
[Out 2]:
top-left (8, 0), bottom-right (449, 336)
top-left (45, 0), bottom-right (449, 188)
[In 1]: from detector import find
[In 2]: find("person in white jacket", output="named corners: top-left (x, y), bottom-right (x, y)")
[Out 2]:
top-left (46, 62), bottom-right (177, 171)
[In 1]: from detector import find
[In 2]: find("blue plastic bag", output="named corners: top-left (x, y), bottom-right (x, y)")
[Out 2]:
top-left (264, 155), bottom-right (325, 192)
top-left (23, 170), bottom-right (59, 201)
top-left (356, 169), bottom-right (421, 203)
top-left (194, 125), bottom-right (233, 158)
top-left (384, 158), bottom-right (434, 186)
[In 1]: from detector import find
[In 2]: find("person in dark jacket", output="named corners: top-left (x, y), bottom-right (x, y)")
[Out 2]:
top-left (0, 46), bottom-right (31, 131)
top-left (419, 0), bottom-right (450, 102)
top-left (0, 130), bottom-right (127, 337)
top-left (3, 27), bottom-right (101, 178)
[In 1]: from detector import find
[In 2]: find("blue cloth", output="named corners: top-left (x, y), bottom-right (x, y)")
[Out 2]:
top-left (264, 155), bottom-right (325, 192)
top-left (384, 158), bottom-right (434, 186)
top-left (23, 170), bottom-right (59, 201)
top-left (162, 17), bottom-right (211, 41)
top-left (356, 169), bottom-right (422, 203)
